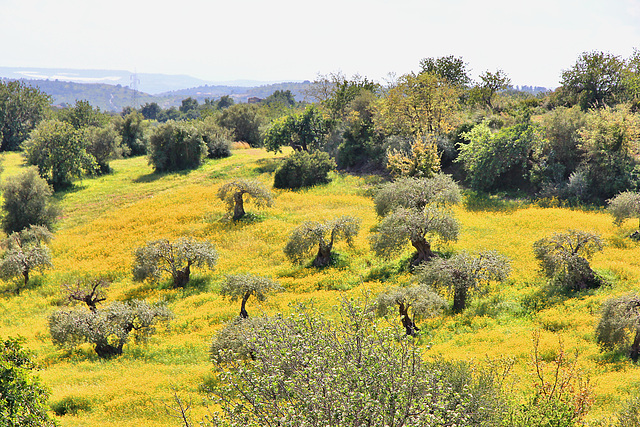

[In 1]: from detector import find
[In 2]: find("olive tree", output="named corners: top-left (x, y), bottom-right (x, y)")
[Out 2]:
top-left (0, 226), bottom-right (53, 294)
top-left (414, 250), bottom-right (511, 313)
top-left (63, 277), bottom-right (110, 312)
top-left (133, 237), bottom-right (218, 288)
top-left (1, 166), bottom-right (58, 234)
top-left (370, 206), bottom-right (459, 266)
top-left (0, 337), bottom-right (57, 427)
top-left (205, 299), bottom-right (505, 427)
top-left (284, 216), bottom-right (361, 267)
top-left (533, 230), bottom-right (604, 291)
top-left (217, 179), bottom-right (274, 221)
top-left (595, 293), bottom-right (640, 362)
top-left (220, 273), bottom-right (284, 318)
top-left (374, 174), bottom-right (461, 217)
top-left (376, 284), bottom-right (446, 336)
top-left (608, 191), bottom-right (640, 234)
top-left (49, 300), bottom-right (172, 358)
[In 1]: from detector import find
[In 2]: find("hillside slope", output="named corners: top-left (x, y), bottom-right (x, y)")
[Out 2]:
top-left (0, 149), bottom-right (638, 426)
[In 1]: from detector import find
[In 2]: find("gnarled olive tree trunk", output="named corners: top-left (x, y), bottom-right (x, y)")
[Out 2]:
top-left (398, 302), bottom-right (419, 336)
top-left (233, 191), bottom-right (246, 221)
top-left (410, 237), bottom-right (435, 267)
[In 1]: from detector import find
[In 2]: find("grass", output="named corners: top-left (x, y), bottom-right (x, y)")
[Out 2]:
top-left (0, 149), bottom-right (639, 425)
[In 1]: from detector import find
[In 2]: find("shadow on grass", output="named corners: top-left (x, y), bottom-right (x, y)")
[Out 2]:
top-left (133, 168), bottom-right (193, 184)
top-left (463, 191), bottom-right (522, 213)
top-left (253, 158), bottom-right (281, 174)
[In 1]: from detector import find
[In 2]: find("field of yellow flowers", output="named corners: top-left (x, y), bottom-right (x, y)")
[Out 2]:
top-left (0, 148), bottom-right (638, 426)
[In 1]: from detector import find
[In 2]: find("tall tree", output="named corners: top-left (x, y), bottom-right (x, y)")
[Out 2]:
top-left (0, 80), bottom-right (51, 151)
top-left (264, 105), bottom-right (330, 152)
top-left (376, 72), bottom-right (460, 136)
top-left (419, 55), bottom-right (471, 87)
top-left (23, 119), bottom-right (97, 190)
top-left (471, 69), bottom-right (511, 111)
top-left (560, 51), bottom-right (627, 109)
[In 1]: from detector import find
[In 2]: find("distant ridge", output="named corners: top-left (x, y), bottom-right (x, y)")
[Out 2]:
top-left (0, 66), bottom-right (312, 112)
top-left (0, 66), bottom-right (305, 95)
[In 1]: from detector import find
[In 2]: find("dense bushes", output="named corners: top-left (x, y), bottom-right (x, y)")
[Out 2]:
top-left (148, 120), bottom-right (208, 172)
top-left (273, 150), bottom-right (336, 189)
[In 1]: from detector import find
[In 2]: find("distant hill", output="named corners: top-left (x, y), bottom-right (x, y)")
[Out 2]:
top-left (0, 67), bottom-right (312, 112)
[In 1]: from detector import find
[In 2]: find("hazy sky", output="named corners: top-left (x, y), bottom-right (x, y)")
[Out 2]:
top-left (1, 0), bottom-right (639, 88)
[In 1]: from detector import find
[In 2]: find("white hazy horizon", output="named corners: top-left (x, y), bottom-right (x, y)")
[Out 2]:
top-left (1, 0), bottom-right (639, 89)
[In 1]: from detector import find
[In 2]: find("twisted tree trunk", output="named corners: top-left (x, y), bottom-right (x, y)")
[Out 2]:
top-left (173, 265), bottom-right (191, 288)
top-left (410, 237), bottom-right (435, 267)
top-left (399, 302), bottom-right (419, 336)
top-left (233, 191), bottom-right (246, 221)
top-left (240, 291), bottom-right (251, 318)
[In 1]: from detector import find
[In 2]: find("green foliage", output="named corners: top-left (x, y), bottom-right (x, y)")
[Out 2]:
top-left (49, 300), bottom-right (172, 358)
top-left (217, 104), bottom-right (265, 147)
top-left (559, 51), bottom-right (627, 109)
top-left (335, 90), bottom-right (384, 170)
top-left (86, 124), bottom-right (125, 174)
top-left (414, 250), bottom-right (511, 313)
top-left (0, 80), bottom-right (51, 151)
top-left (50, 395), bottom-right (91, 416)
top-left (386, 132), bottom-right (441, 177)
top-left (220, 273), bottom-right (284, 318)
top-left (0, 337), bottom-right (57, 427)
top-left (595, 294), bottom-right (640, 362)
top-left (469, 69), bottom-right (511, 110)
top-left (1, 166), bottom-right (58, 234)
top-left (148, 120), bottom-right (208, 172)
top-left (195, 116), bottom-right (232, 159)
top-left (284, 215), bottom-right (360, 267)
top-left (205, 299), bottom-right (505, 427)
top-left (533, 230), bottom-right (604, 291)
top-left (608, 191), bottom-right (640, 227)
top-left (57, 99), bottom-right (108, 129)
top-left (23, 119), bottom-right (97, 190)
top-left (577, 105), bottom-right (640, 201)
top-left (374, 174), bottom-right (461, 217)
top-left (216, 179), bottom-right (273, 221)
top-left (0, 226), bottom-right (53, 294)
top-left (114, 110), bottom-right (148, 156)
top-left (532, 106), bottom-right (586, 192)
top-left (370, 206), bottom-right (459, 266)
top-left (419, 55), bottom-right (472, 87)
top-left (263, 105), bottom-right (330, 152)
top-left (377, 71), bottom-right (460, 136)
top-left (132, 237), bottom-right (218, 288)
top-left (273, 150), bottom-right (336, 189)
top-left (457, 120), bottom-right (540, 192)
top-left (140, 102), bottom-right (161, 120)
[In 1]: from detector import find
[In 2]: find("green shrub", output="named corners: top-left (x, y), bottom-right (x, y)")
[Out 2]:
top-left (196, 117), bottom-right (232, 159)
top-left (148, 121), bottom-right (207, 172)
top-left (273, 150), bottom-right (336, 189)
top-left (1, 166), bottom-right (58, 234)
